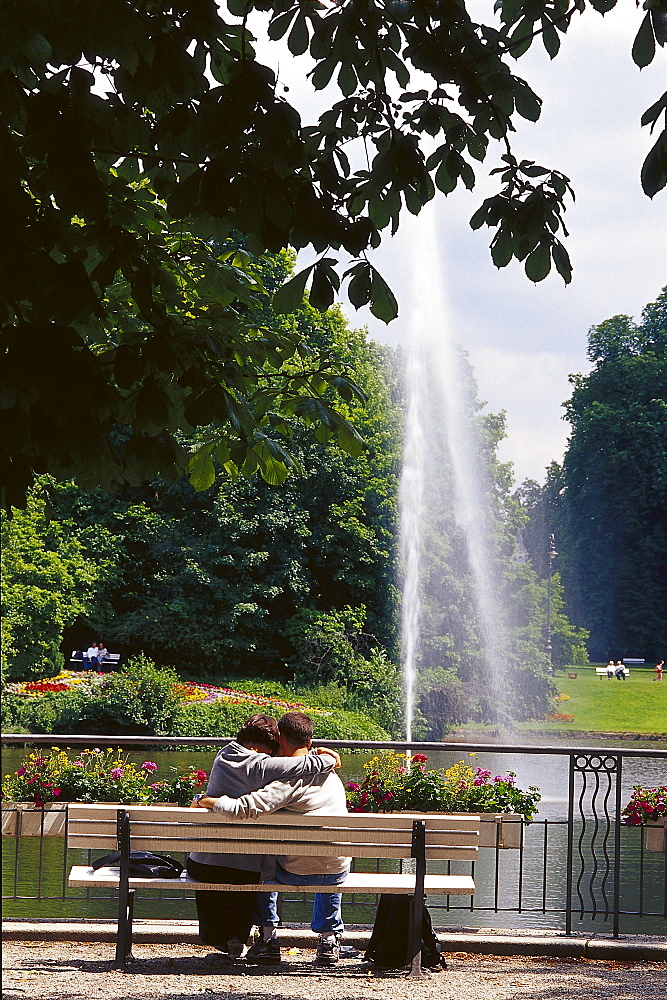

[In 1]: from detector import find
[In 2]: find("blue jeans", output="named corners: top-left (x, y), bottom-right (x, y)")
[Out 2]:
top-left (255, 862), bottom-right (349, 935)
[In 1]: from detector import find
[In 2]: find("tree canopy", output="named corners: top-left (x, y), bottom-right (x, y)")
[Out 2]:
top-left (518, 288), bottom-right (667, 662)
top-left (2, 1), bottom-right (665, 507)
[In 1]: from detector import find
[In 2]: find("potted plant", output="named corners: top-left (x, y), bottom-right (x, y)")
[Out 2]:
top-left (345, 751), bottom-right (541, 848)
top-left (622, 784), bottom-right (667, 852)
top-left (1, 748), bottom-right (208, 836)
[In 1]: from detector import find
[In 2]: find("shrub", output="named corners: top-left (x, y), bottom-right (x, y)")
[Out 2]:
top-left (6, 658), bottom-right (181, 736)
top-left (171, 700), bottom-right (389, 742)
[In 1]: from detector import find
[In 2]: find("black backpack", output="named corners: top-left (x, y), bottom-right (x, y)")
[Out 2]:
top-left (92, 850), bottom-right (184, 879)
top-left (364, 896), bottom-right (446, 970)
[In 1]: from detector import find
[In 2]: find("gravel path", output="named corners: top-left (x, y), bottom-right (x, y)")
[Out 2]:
top-left (3, 939), bottom-right (666, 1000)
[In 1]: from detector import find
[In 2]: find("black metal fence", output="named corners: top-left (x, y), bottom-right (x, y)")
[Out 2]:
top-left (2, 735), bottom-right (666, 937)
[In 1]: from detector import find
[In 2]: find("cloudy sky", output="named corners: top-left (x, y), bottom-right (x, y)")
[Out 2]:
top-left (258, 3), bottom-right (666, 485)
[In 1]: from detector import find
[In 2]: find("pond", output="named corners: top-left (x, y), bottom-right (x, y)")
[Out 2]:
top-left (2, 741), bottom-right (666, 936)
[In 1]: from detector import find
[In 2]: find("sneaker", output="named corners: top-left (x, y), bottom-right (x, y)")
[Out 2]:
top-left (245, 938), bottom-right (282, 964)
top-left (315, 935), bottom-right (340, 965)
top-left (226, 937), bottom-right (246, 959)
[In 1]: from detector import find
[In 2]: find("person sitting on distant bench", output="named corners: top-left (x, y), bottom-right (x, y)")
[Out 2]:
top-left (606, 660), bottom-right (615, 680)
top-left (97, 643), bottom-right (109, 669)
top-left (83, 643), bottom-right (99, 670)
top-left (614, 660), bottom-right (626, 680)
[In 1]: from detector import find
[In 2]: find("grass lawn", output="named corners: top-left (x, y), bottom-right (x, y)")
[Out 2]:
top-left (519, 664), bottom-right (667, 735)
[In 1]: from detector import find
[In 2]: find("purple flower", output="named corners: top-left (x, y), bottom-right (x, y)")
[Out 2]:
top-left (110, 768), bottom-right (124, 780)
top-left (347, 782), bottom-right (360, 792)
top-left (53, 788), bottom-right (61, 797)
top-left (141, 761), bottom-right (158, 772)
top-left (16, 767), bottom-right (27, 777)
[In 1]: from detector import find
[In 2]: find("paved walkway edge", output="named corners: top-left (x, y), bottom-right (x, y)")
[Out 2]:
top-left (2, 921), bottom-right (665, 963)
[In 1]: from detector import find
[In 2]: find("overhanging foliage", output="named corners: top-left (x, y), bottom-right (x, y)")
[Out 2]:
top-left (2, 1), bottom-right (665, 507)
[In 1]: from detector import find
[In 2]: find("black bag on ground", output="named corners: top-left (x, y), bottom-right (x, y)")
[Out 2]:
top-left (364, 896), bottom-right (446, 970)
top-left (92, 850), bottom-right (184, 879)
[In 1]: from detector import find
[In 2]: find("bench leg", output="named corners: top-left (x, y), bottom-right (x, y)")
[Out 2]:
top-left (409, 819), bottom-right (426, 977)
top-left (112, 809), bottom-right (133, 971)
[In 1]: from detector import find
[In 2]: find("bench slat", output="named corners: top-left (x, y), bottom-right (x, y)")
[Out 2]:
top-left (68, 833), bottom-right (478, 860)
top-left (68, 865), bottom-right (475, 895)
top-left (67, 819), bottom-right (478, 847)
top-left (66, 804), bottom-right (479, 829)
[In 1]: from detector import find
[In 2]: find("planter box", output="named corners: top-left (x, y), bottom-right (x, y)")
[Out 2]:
top-left (2, 803), bottom-right (68, 837)
top-left (644, 819), bottom-right (667, 852)
top-left (1, 802), bottom-right (178, 837)
top-left (450, 812), bottom-right (524, 849)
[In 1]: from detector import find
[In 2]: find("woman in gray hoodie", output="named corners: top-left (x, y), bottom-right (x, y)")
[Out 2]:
top-left (186, 713), bottom-right (338, 956)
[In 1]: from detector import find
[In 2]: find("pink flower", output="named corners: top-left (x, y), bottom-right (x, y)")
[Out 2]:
top-left (347, 783), bottom-right (360, 792)
top-left (110, 768), bottom-right (124, 780)
top-left (53, 788), bottom-right (61, 796)
top-left (16, 767), bottom-right (27, 777)
top-left (412, 753), bottom-right (428, 764)
top-left (383, 792), bottom-right (394, 801)
top-left (141, 761), bottom-right (158, 772)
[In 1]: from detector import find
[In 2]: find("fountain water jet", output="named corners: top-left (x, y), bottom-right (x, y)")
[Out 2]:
top-left (399, 210), bottom-right (510, 740)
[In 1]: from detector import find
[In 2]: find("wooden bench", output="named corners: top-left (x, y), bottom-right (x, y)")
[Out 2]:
top-left (67, 803), bottom-right (479, 976)
top-left (70, 650), bottom-right (121, 669)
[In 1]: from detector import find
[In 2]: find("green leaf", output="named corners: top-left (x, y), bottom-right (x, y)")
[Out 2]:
top-left (641, 128), bottom-right (667, 198)
top-left (514, 82), bottom-right (542, 122)
top-left (369, 266), bottom-right (398, 323)
top-left (23, 33), bottom-right (52, 66)
top-left (491, 229), bottom-right (513, 268)
top-left (632, 12), bottom-right (656, 68)
top-left (552, 241), bottom-right (573, 285)
top-left (542, 22), bottom-right (560, 59)
top-left (525, 241), bottom-right (552, 283)
top-left (287, 14), bottom-right (310, 57)
top-left (273, 265), bottom-right (314, 314)
top-left (309, 263), bottom-right (335, 311)
top-left (641, 91), bottom-right (667, 130)
top-left (188, 445), bottom-right (216, 492)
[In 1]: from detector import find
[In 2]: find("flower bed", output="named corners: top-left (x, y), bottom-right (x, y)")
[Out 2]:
top-left (1, 748), bottom-right (208, 808)
top-left (5, 670), bottom-right (332, 716)
top-left (345, 751), bottom-right (541, 821)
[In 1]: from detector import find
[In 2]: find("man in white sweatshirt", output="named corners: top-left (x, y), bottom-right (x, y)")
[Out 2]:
top-left (187, 713), bottom-right (339, 958)
top-left (194, 711), bottom-right (350, 966)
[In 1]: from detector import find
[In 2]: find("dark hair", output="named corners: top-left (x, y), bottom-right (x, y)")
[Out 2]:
top-left (278, 711), bottom-right (313, 747)
top-left (236, 714), bottom-right (279, 753)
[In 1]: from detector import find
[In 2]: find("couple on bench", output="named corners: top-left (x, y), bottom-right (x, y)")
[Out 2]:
top-left (187, 711), bottom-right (348, 965)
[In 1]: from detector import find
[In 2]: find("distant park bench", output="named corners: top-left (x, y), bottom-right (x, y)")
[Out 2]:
top-left (68, 804), bottom-right (479, 975)
top-left (70, 650), bottom-right (121, 670)
top-left (595, 666), bottom-right (630, 676)
top-left (623, 659), bottom-right (645, 664)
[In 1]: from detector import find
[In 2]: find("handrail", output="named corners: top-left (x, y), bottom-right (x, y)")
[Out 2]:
top-left (1, 733), bottom-right (665, 758)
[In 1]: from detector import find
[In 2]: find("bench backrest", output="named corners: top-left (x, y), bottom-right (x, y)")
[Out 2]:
top-left (67, 804), bottom-right (479, 862)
